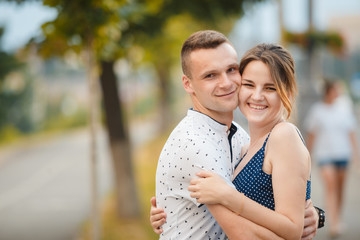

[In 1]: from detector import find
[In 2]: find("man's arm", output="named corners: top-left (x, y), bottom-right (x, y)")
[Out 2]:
top-left (349, 131), bottom-right (360, 166)
top-left (207, 204), bottom-right (284, 240)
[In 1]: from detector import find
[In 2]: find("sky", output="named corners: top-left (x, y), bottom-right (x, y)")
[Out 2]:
top-left (0, 1), bottom-right (56, 52)
top-left (0, 0), bottom-right (359, 52)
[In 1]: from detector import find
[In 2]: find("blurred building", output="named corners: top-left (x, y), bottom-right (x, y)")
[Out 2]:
top-left (328, 14), bottom-right (360, 53)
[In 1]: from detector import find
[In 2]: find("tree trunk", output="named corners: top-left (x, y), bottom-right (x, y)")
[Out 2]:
top-left (86, 37), bottom-right (101, 240)
top-left (99, 60), bottom-right (140, 218)
top-left (156, 64), bottom-right (171, 131)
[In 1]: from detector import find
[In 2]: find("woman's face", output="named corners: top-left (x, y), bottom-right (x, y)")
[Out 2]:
top-left (239, 60), bottom-right (284, 127)
top-left (326, 83), bottom-right (341, 103)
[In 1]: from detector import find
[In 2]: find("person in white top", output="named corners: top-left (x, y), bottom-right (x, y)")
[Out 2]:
top-left (305, 80), bottom-right (360, 238)
top-left (151, 30), bottom-right (319, 239)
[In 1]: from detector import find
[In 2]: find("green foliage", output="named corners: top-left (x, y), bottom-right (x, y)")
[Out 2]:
top-left (33, 0), bottom-right (266, 63)
top-left (0, 51), bottom-right (23, 83)
top-left (0, 71), bottom-right (36, 134)
top-left (130, 0), bottom-right (264, 34)
top-left (284, 30), bottom-right (344, 54)
top-left (0, 124), bottom-right (21, 145)
top-left (130, 0), bottom-right (265, 66)
top-left (36, 0), bottom-right (135, 61)
top-left (0, 28), bottom-right (24, 84)
top-left (0, 27), bottom-right (33, 138)
top-left (42, 108), bottom-right (88, 131)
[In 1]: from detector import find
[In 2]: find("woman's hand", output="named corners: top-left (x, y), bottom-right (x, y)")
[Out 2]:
top-left (149, 197), bottom-right (166, 234)
top-left (188, 170), bottom-right (232, 205)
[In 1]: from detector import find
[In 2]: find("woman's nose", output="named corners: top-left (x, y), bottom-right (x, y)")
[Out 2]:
top-left (251, 88), bottom-right (264, 101)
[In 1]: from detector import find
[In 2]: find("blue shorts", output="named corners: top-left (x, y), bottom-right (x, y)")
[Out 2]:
top-left (318, 158), bottom-right (349, 169)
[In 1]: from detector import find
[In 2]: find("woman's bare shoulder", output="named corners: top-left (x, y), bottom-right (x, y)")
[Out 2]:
top-left (270, 122), bottom-right (300, 143)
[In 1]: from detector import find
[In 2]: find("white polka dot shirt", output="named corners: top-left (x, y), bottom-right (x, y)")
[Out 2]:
top-left (156, 109), bottom-right (249, 239)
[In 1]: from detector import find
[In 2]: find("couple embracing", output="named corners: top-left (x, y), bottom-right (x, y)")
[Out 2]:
top-left (150, 30), bottom-right (324, 240)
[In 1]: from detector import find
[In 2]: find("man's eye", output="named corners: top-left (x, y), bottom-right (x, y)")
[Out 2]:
top-left (228, 67), bottom-right (239, 73)
top-left (205, 74), bottom-right (214, 79)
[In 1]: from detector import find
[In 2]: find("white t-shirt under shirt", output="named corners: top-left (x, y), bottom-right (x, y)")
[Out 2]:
top-left (304, 98), bottom-right (357, 162)
top-left (156, 109), bottom-right (249, 239)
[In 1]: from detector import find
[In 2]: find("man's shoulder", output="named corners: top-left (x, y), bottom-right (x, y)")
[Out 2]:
top-left (170, 114), bottom-right (216, 136)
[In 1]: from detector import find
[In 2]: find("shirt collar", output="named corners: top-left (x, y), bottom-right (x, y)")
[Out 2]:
top-left (187, 108), bottom-right (232, 134)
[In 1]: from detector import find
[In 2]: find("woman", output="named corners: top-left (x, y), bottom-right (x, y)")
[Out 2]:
top-left (151, 43), bottom-right (313, 239)
top-left (304, 80), bottom-right (359, 237)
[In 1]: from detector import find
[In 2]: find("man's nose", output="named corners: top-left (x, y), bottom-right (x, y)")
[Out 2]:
top-left (219, 73), bottom-right (233, 88)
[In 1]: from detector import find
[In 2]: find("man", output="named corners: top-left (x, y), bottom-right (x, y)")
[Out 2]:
top-left (153, 30), bottom-right (320, 239)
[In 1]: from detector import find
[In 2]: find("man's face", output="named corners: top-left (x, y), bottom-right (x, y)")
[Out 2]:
top-left (183, 43), bottom-right (241, 120)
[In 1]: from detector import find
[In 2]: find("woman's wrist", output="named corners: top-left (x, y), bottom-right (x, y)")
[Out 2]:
top-left (221, 184), bottom-right (235, 206)
top-left (222, 186), bottom-right (245, 215)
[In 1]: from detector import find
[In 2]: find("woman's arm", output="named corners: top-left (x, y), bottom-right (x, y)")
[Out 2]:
top-left (190, 123), bottom-right (310, 240)
top-left (305, 132), bottom-right (315, 154)
top-left (150, 194), bottom-right (318, 239)
top-left (149, 194), bottom-right (284, 239)
top-left (207, 204), bottom-right (284, 240)
top-left (349, 130), bottom-right (360, 166)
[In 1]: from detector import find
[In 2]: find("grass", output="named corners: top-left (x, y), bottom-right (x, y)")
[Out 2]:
top-left (80, 132), bottom-right (171, 240)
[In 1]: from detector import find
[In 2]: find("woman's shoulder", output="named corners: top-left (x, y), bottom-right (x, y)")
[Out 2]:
top-left (267, 122), bottom-right (310, 170)
top-left (267, 122), bottom-right (308, 152)
top-left (270, 121), bottom-right (299, 141)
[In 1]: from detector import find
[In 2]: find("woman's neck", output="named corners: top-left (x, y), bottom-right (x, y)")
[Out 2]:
top-left (248, 118), bottom-right (284, 144)
top-left (324, 95), bottom-right (337, 104)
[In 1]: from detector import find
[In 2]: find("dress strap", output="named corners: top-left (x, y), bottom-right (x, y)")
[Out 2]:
top-left (262, 131), bottom-right (272, 149)
top-left (294, 127), bottom-right (306, 145)
top-left (235, 151), bottom-right (247, 169)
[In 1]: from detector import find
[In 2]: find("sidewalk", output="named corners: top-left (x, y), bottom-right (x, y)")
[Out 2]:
top-left (0, 130), bottom-right (113, 240)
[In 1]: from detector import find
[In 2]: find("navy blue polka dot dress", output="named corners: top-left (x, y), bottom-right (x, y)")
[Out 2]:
top-left (232, 132), bottom-right (311, 210)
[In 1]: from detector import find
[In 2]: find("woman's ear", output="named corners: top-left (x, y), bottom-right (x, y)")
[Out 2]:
top-left (183, 75), bottom-right (194, 94)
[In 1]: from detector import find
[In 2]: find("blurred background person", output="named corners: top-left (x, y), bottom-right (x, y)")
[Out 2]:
top-left (304, 79), bottom-right (360, 238)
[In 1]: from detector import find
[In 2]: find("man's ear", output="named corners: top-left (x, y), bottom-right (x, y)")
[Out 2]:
top-left (182, 75), bottom-right (194, 94)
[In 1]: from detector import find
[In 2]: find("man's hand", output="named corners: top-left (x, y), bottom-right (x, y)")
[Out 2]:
top-left (301, 199), bottom-right (318, 240)
top-left (149, 197), bottom-right (167, 234)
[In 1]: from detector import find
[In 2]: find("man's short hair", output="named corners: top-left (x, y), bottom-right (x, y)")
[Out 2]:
top-left (181, 30), bottom-right (231, 78)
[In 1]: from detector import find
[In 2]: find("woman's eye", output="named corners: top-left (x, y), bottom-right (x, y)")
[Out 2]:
top-left (242, 83), bottom-right (253, 87)
top-left (266, 87), bottom-right (277, 91)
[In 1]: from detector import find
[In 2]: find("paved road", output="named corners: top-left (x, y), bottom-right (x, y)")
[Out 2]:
top-left (0, 130), bottom-right (113, 240)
